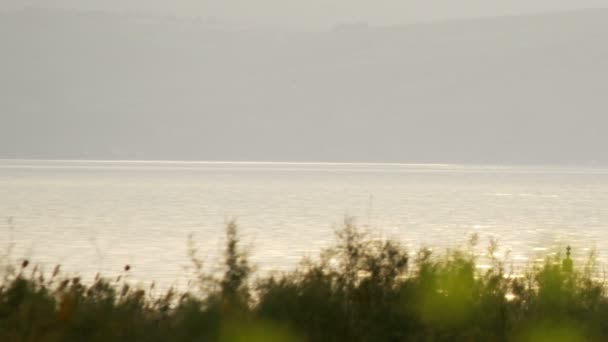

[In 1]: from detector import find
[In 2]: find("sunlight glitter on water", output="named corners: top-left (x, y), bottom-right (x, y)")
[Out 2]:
top-left (1, 160), bottom-right (608, 289)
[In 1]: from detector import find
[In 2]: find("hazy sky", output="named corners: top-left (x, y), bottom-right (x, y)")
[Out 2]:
top-left (3, 0), bottom-right (608, 28)
top-left (2, 8), bottom-right (607, 163)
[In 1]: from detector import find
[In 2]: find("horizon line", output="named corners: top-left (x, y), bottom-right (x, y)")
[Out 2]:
top-left (0, 158), bottom-right (606, 168)
top-left (0, 158), bottom-right (457, 167)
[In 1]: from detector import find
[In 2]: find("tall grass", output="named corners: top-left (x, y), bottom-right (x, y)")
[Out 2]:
top-left (1, 220), bottom-right (606, 341)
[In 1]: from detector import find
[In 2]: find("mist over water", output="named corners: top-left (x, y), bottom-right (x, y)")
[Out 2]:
top-left (2, 160), bottom-right (608, 289)
top-left (2, 9), bottom-right (608, 164)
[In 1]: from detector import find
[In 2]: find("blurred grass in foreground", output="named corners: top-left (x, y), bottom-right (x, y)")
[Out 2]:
top-left (0, 219), bottom-right (606, 342)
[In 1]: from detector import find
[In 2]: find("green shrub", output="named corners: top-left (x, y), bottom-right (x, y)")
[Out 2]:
top-left (1, 221), bottom-right (607, 341)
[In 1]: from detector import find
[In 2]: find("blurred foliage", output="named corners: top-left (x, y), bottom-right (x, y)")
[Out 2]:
top-left (1, 220), bottom-right (607, 341)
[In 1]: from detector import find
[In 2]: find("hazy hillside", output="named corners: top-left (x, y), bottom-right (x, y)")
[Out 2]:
top-left (1, 9), bottom-right (607, 163)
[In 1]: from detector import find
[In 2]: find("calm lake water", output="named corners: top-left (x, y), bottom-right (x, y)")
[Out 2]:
top-left (1, 160), bottom-right (608, 289)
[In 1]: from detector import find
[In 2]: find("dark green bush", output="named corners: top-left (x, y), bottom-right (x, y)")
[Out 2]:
top-left (0, 221), bottom-right (606, 341)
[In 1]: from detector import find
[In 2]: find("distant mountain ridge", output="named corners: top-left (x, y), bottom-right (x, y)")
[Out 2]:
top-left (2, 9), bottom-right (607, 164)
